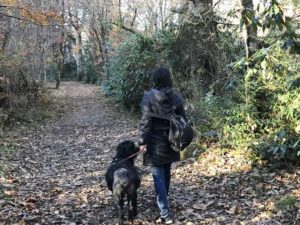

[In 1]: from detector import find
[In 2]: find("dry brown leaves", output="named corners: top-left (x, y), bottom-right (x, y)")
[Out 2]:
top-left (0, 82), bottom-right (299, 225)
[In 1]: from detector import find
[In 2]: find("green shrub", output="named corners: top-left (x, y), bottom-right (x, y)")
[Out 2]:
top-left (103, 34), bottom-right (157, 109)
top-left (104, 21), bottom-right (228, 110)
top-left (219, 42), bottom-right (300, 162)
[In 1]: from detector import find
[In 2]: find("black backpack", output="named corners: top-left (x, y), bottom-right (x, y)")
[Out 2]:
top-left (146, 111), bottom-right (194, 152)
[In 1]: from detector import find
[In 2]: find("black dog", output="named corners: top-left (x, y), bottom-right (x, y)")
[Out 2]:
top-left (105, 140), bottom-right (141, 225)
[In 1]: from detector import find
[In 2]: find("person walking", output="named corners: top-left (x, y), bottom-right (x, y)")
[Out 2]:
top-left (138, 66), bottom-right (187, 224)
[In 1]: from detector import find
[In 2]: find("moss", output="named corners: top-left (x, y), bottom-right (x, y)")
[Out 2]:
top-left (276, 195), bottom-right (297, 211)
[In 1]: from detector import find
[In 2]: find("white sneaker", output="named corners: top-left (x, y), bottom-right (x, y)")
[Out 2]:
top-left (156, 215), bottom-right (174, 224)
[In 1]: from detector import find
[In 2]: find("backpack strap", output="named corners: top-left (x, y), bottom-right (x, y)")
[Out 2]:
top-left (145, 112), bottom-right (171, 120)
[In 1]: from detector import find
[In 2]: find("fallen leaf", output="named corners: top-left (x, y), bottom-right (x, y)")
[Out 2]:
top-left (186, 222), bottom-right (194, 225)
top-left (3, 190), bottom-right (15, 196)
top-left (227, 205), bottom-right (237, 214)
top-left (186, 208), bottom-right (194, 214)
top-left (18, 220), bottom-right (25, 225)
top-left (192, 204), bottom-right (202, 210)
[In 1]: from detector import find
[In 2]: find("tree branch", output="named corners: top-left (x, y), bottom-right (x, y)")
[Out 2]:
top-left (0, 12), bottom-right (58, 27)
top-left (0, 12), bottom-right (38, 25)
top-left (110, 21), bottom-right (137, 34)
top-left (130, 8), bottom-right (137, 28)
top-left (0, 5), bottom-right (59, 27)
top-left (212, 20), bottom-right (239, 26)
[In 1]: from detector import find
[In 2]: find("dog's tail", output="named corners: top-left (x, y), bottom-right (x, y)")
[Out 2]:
top-left (113, 168), bottom-right (131, 195)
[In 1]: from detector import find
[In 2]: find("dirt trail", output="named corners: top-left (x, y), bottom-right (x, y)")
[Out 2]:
top-left (1, 82), bottom-right (144, 225)
top-left (0, 82), bottom-right (299, 225)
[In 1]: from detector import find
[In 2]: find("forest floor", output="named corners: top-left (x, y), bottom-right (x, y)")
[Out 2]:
top-left (0, 82), bottom-right (299, 225)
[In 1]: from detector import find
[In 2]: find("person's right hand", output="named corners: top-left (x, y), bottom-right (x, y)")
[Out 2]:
top-left (139, 145), bottom-right (147, 153)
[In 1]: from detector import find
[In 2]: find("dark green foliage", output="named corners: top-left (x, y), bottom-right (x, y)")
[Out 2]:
top-left (83, 45), bottom-right (99, 84)
top-left (103, 34), bottom-right (157, 109)
top-left (103, 13), bottom-right (229, 110)
top-left (241, 0), bottom-right (300, 54)
top-left (46, 64), bottom-right (57, 82)
top-left (77, 71), bottom-right (84, 82)
top-left (47, 59), bottom-right (77, 82)
top-left (216, 0), bottom-right (300, 163)
top-left (61, 60), bottom-right (77, 81)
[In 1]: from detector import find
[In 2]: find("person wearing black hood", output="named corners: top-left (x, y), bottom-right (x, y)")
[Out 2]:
top-left (138, 66), bottom-right (187, 224)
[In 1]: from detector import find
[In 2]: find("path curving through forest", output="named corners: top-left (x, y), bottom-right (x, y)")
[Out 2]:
top-left (0, 82), bottom-right (299, 225)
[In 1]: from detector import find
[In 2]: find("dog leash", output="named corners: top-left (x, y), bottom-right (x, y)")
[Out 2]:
top-left (112, 148), bottom-right (144, 165)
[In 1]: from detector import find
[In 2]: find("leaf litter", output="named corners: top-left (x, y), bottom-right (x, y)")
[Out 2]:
top-left (0, 82), bottom-right (299, 225)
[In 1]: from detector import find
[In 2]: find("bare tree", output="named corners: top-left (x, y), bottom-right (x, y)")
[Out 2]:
top-left (67, 0), bottom-right (85, 81)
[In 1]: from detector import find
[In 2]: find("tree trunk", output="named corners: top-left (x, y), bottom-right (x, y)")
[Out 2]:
top-left (56, 54), bottom-right (63, 89)
top-left (55, 41), bottom-right (65, 89)
top-left (68, 1), bottom-right (84, 81)
top-left (1, 18), bottom-right (11, 54)
top-left (40, 48), bottom-right (47, 88)
top-left (241, 0), bottom-right (258, 57)
top-left (118, 0), bottom-right (123, 24)
top-left (56, 0), bottom-right (66, 89)
top-left (74, 28), bottom-right (84, 81)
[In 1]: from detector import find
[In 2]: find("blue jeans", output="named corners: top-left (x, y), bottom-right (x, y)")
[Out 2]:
top-left (151, 163), bottom-right (172, 218)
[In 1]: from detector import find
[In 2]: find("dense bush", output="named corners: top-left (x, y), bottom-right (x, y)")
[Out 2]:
top-left (103, 11), bottom-right (232, 111)
top-left (103, 34), bottom-right (157, 109)
top-left (220, 42), bottom-right (300, 161)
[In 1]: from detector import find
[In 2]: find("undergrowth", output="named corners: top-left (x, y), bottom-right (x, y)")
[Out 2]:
top-left (103, 1), bottom-right (300, 165)
top-left (5, 89), bottom-right (65, 131)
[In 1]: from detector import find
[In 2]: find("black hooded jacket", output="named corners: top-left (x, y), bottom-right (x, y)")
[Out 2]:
top-left (139, 87), bottom-right (186, 166)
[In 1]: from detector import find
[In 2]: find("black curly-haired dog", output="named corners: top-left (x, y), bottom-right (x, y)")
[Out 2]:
top-left (105, 140), bottom-right (141, 225)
